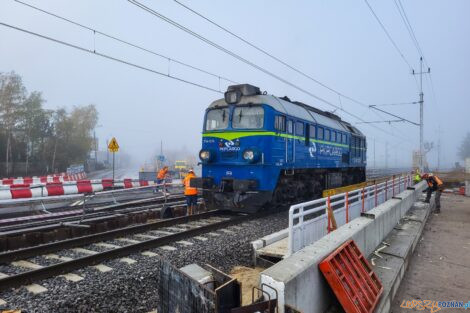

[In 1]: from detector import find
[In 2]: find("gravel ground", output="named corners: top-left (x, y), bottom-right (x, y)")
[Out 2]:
top-left (0, 211), bottom-right (288, 312)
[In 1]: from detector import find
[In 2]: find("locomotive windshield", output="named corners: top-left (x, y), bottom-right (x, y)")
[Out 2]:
top-left (205, 108), bottom-right (229, 130)
top-left (232, 106), bottom-right (264, 129)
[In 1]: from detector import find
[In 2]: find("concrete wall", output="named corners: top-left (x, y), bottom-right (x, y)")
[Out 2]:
top-left (260, 181), bottom-right (427, 313)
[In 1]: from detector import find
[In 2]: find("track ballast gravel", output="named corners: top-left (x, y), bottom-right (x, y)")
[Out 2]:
top-left (0, 210), bottom-right (288, 313)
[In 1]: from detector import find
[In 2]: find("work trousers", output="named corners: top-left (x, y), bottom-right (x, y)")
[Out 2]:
top-left (426, 188), bottom-right (441, 209)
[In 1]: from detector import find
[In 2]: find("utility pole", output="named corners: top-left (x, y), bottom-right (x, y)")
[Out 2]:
top-left (412, 57), bottom-right (431, 171)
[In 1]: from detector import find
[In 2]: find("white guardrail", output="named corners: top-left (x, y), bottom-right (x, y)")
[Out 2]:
top-left (287, 175), bottom-right (412, 256)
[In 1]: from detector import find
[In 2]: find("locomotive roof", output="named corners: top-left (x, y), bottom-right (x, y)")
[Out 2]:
top-left (208, 94), bottom-right (364, 136)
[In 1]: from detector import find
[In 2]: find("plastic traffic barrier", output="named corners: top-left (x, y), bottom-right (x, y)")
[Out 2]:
top-left (319, 239), bottom-right (383, 313)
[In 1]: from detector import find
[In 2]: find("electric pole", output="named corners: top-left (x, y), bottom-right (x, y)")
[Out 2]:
top-left (412, 57), bottom-right (431, 171)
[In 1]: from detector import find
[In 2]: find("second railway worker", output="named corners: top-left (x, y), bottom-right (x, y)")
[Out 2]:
top-left (156, 166), bottom-right (169, 184)
top-left (183, 169), bottom-right (198, 215)
top-left (421, 173), bottom-right (444, 213)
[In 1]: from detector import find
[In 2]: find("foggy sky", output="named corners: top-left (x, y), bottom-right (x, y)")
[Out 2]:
top-left (1, 0), bottom-right (469, 170)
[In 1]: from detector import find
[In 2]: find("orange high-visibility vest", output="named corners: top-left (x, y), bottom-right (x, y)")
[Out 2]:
top-left (183, 173), bottom-right (198, 196)
top-left (157, 168), bottom-right (168, 180)
top-left (427, 175), bottom-right (443, 188)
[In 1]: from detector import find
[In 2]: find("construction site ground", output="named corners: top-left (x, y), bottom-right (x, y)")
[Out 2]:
top-left (391, 193), bottom-right (470, 311)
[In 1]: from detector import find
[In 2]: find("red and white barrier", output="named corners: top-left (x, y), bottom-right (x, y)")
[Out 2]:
top-left (0, 178), bottom-right (158, 200)
top-left (0, 172), bottom-right (86, 185)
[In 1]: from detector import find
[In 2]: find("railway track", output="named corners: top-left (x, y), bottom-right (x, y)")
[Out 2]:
top-left (0, 194), bottom-right (196, 251)
top-left (0, 210), bottom-right (254, 292)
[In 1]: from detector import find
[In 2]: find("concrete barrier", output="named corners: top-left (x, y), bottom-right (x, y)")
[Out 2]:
top-left (259, 181), bottom-right (427, 313)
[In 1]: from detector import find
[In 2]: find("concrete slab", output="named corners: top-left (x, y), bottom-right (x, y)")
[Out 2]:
top-left (380, 232), bottom-right (414, 259)
top-left (94, 242), bottom-right (121, 249)
top-left (60, 273), bottom-right (84, 282)
top-left (370, 254), bottom-right (404, 313)
top-left (120, 257), bottom-right (137, 265)
top-left (0, 298), bottom-right (6, 305)
top-left (150, 230), bottom-right (173, 236)
top-left (257, 237), bottom-right (288, 259)
top-left (72, 248), bottom-right (98, 255)
top-left (193, 236), bottom-right (208, 241)
top-left (141, 251), bottom-right (158, 257)
top-left (93, 264), bottom-right (113, 272)
top-left (160, 245), bottom-right (177, 251)
top-left (44, 254), bottom-right (73, 262)
top-left (206, 232), bottom-right (220, 237)
top-left (11, 260), bottom-right (43, 270)
top-left (176, 240), bottom-right (193, 246)
top-left (372, 200), bottom-right (431, 313)
top-left (26, 283), bottom-right (47, 294)
top-left (219, 229), bottom-right (235, 234)
top-left (116, 238), bottom-right (141, 244)
top-left (164, 227), bottom-right (184, 232)
top-left (134, 234), bottom-right (159, 240)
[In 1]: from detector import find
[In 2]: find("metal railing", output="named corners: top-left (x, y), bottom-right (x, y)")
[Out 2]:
top-left (287, 175), bottom-right (412, 256)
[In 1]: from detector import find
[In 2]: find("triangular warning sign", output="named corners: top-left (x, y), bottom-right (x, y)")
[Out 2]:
top-left (108, 137), bottom-right (119, 152)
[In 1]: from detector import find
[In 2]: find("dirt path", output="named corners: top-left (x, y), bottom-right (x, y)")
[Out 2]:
top-left (391, 193), bottom-right (470, 312)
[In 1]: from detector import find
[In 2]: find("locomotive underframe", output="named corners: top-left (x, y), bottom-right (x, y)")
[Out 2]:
top-left (200, 166), bottom-right (366, 213)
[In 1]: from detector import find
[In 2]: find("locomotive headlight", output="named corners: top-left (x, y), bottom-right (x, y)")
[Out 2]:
top-left (243, 148), bottom-right (260, 163)
top-left (243, 150), bottom-right (255, 161)
top-left (224, 90), bottom-right (242, 104)
top-left (199, 150), bottom-right (211, 162)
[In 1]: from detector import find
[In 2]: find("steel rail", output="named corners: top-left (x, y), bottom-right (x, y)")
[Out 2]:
top-left (0, 211), bottom-right (252, 291)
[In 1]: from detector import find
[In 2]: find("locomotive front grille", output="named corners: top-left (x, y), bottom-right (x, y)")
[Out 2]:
top-left (221, 151), bottom-right (238, 159)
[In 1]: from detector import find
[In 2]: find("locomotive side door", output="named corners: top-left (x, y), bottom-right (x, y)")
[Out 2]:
top-left (286, 119), bottom-right (294, 163)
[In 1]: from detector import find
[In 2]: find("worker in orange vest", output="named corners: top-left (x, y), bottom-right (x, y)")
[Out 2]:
top-left (183, 169), bottom-right (198, 215)
top-left (421, 173), bottom-right (444, 213)
top-left (156, 166), bottom-right (169, 184)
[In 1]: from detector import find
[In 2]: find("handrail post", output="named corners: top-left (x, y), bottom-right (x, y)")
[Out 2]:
top-left (361, 188), bottom-right (365, 213)
top-left (345, 192), bottom-right (349, 223)
top-left (374, 183), bottom-right (378, 207)
top-left (385, 181), bottom-right (388, 201)
top-left (327, 196), bottom-right (331, 234)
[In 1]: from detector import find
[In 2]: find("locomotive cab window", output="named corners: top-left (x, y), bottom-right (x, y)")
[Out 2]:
top-left (309, 125), bottom-right (316, 139)
top-left (337, 133), bottom-right (342, 143)
top-left (205, 108), bottom-right (229, 130)
top-left (287, 120), bottom-right (293, 134)
top-left (342, 134), bottom-right (347, 144)
top-left (232, 106), bottom-right (264, 129)
top-left (295, 122), bottom-right (304, 136)
top-left (325, 129), bottom-right (331, 141)
top-left (331, 131), bottom-right (336, 143)
top-left (317, 127), bottom-right (324, 140)
top-left (274, 115), bottom-right (286, 132)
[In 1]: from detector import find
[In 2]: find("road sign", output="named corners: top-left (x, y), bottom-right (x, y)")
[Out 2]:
top-left (108, 137), bottom-right (119, 152)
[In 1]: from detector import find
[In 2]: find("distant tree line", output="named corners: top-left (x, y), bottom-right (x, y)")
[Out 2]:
top-left (0, 71), bottom-right (98, 177)
top-left (459, 132), bottom-right (470, 160)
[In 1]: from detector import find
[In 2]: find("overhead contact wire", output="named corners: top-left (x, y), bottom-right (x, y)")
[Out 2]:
top-left (0, 22), bottom-right (222, 94)
top-left (128, 0), bottom-right (411, 142)
top-left (14, 0), bottom-right (238, 85)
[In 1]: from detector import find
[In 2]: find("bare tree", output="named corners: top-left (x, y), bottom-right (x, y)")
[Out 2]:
top-left (0, 72), bottom-right (26, 175)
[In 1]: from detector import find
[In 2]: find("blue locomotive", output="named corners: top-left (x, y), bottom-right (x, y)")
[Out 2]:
top-left (192, 84), bottom-right (366, 213)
